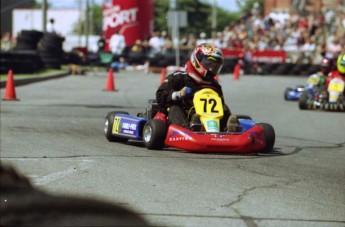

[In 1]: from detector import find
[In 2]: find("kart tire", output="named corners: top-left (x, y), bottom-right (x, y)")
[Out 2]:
top-left (104, 111), bottom-right (129, 142)
top-left (299, 92), bottom-right (308, 110)
top-left (284, 87), bottom-right (292, 100)
top-left (237, 115), bottom-right (252, 120)
top-left (143, 119), bottom-right (167, 150)
top-left (257, 123), bottom-right (275, 153)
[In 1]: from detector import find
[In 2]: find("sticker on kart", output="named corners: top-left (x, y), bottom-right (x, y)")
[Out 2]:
top-left (112, 116), bottom-right (139, 138)
top-left (193, 88), bottom-right (224, 132)
top-left (328, 78), bottom-right (345, 102)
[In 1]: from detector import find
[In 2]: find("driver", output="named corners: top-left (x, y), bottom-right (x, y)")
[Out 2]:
top-left (315, 57), bottom-right (333, 87)
top-left (325, 53), bottom-right (345, 92)
top-left (156, 42), bottom-right (240, 132)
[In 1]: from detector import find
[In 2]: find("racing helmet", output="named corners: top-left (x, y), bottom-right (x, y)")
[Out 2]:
top-left (190, 43), bottom-right (224, 81)
top-left (320, 57), bottom-right (332, 74)
top-left (337, 53), bottom-right (345, 74)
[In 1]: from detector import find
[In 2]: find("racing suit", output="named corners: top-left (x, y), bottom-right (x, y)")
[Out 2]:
top-left (325, 70), bottom-right (345, 96)
top-left (156, 71), bottom-right (231, 131)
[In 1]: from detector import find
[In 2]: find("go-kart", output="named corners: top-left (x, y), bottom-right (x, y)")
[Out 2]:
top-left (299, 77), bottom-right (345, 111)
top-left (284, 73), bottom-right (321, 101)
top-left (104, 88), bottom-right (275, 154)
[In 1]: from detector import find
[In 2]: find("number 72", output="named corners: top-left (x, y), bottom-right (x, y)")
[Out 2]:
top-left (200, 98), bottom-right (219, 113)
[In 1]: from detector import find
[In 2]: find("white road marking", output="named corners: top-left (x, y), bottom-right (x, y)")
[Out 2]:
top-left (32, 159), bottom-right (94, 185)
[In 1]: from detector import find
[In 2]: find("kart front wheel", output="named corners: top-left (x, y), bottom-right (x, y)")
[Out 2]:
top-left (257, 123), bottom-right (275, 153)
top-left (143, 119), bottom-right (167, 150)
top-left (104, 111), bottom-right (129, 142)
top-left (299, 92), bottom-right (308, 110)
top-left (284, 87), bottom-right (292, 100)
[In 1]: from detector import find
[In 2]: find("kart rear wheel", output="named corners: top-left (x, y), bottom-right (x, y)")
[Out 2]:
top-left (104, 111), bottom-right (129, 142)
top-left (143, 119), bottom-right (167, 150)
top-left (257, 123), bottom-right (275, 153)
top-left (299, 92), bottom-right (308, 109)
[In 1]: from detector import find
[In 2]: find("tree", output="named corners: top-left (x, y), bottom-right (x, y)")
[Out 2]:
top-left (71, 3), bottom-right (103, 35)
top-left (236, 0), bottom-right (263, 15)
top-left (153, 0), bottom-right (240, 38)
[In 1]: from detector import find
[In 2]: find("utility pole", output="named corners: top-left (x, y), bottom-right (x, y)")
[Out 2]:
top-left (211, 0), bottom-right (217, 39)
top-left (170, 0), bottom-right (180, 66)
top-left (86, 0), bottom-right (90, 50)
top-left (42, 0), bottom-right (47, 32)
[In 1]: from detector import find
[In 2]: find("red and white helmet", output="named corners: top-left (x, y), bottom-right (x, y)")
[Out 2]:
top-left (189, 43), bottom-right (224, 81)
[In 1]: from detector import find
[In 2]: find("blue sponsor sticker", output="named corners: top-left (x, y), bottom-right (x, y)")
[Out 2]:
top-left (117, 117), bottom-right (138, 136)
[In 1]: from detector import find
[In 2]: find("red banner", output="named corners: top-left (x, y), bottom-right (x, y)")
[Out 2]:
top-left (222, 49), bottom-right (286, 63)
top-left (250, 50), bottom-right (286, 63)
top-left (103, 0), bottom-right (154, 49)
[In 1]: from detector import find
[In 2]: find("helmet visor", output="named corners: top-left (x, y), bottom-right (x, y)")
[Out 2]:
top-left (199, 56), bottom-right (223, 75)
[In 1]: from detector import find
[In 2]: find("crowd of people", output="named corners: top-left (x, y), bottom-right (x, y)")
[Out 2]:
top-left (2, 6), bottom-right (344, 70)
top-left (103, 7), bottom-right (344, 69)
top-left (216, 8), bottom-right (345, 64)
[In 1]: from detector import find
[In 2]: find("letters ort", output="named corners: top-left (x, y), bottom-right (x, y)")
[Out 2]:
top-left (103, 6), bottom-right (139, 29)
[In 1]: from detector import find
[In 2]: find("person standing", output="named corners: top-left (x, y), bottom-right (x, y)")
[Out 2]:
top-left (109, 30), bottom-right (126, 56)
top-left (46, 18), bottom-right (56, 33)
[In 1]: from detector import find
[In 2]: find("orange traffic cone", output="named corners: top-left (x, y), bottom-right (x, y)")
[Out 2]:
top-left (104, 68), bottom-right (116, 91)
top-left (233, 63), bottom-right (241, 80)
top-left (2, 69), bottom-right (19, 101)
top-left (159, 67), bottom-right (167, 86)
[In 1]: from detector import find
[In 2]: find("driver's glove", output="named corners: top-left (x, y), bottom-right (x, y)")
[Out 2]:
top-left (172, 86), bottom-right (192, 101)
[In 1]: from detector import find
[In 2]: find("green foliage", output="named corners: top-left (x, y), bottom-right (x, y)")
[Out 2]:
top-left (71, 3), bottom-right (103, 35)
top-left (91, 4), bottom-right (103, 35)
top-left (236, 0), bottom-right (263, 13)
top-left (153, 0), bottom-right (240, 38)
top-left (33, 0), bottom-right (52, 9)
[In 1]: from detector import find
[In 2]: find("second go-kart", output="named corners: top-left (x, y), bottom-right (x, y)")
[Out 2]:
top-left (284, 73), bottom-right (322, 101)
top-left (104, 88), bottom-right (275, 154)
top-left (299, 77), bottom-right (345, 111)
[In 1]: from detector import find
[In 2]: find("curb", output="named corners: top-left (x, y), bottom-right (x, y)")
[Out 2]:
top-left (0, 71), bottom-right (70, 89)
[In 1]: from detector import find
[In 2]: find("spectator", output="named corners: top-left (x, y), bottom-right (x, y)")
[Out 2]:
top-left (97, 35), bottom-right (106, 53)
top-left (46, 18), bottom-right (56, 33)
top-left (148, 32), bottom-right (163, 56)
top-left (68, 48), bottom-right (86, 75)
top-left (1, 32), bottom-right (14, 51)
top-left (186, 34), bottom-right (197, 50)
top-left (162, 35), bottom-right (173, 54)
top-left (324, 8), bottom-right (336, 33)
top-left (127, 39), bottom-right (147, 65)
top-left (196, 32), bottom-right (207, 46)
top-left (298, 37), bottom-right (316, 64)
top-left (326, 38), bottom-right (342, 59)
top-left (109, 29), bottom-right (126, 56)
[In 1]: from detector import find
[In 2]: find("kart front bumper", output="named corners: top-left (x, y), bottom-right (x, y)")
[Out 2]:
top-left (164, 124), bottom-right (266, 153)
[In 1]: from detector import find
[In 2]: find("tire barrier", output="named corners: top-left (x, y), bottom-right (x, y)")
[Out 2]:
top-left (0, 50), bottom-right (44, 74)
top-left (221, 59), bottom-right (325, 76)
top-left (0, 30), bottom-right (45, 74)
top-left (13, 30), bottom-right (43, 51)
top-left (1, 30), bottom-right (66, 73)
top-left (38, 32), bottom-right (65, 69)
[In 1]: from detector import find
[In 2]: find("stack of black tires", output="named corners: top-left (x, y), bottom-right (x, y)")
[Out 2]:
top-left (38, 33), bottom-right (65, 69)
top-left (0, 30), bottom-right (66, 74)
top-left (1, 30), bottom-right (44, 74)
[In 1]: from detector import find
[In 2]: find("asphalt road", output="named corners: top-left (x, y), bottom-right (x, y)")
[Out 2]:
top-left (1, 70), bottom-right (344, 227)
